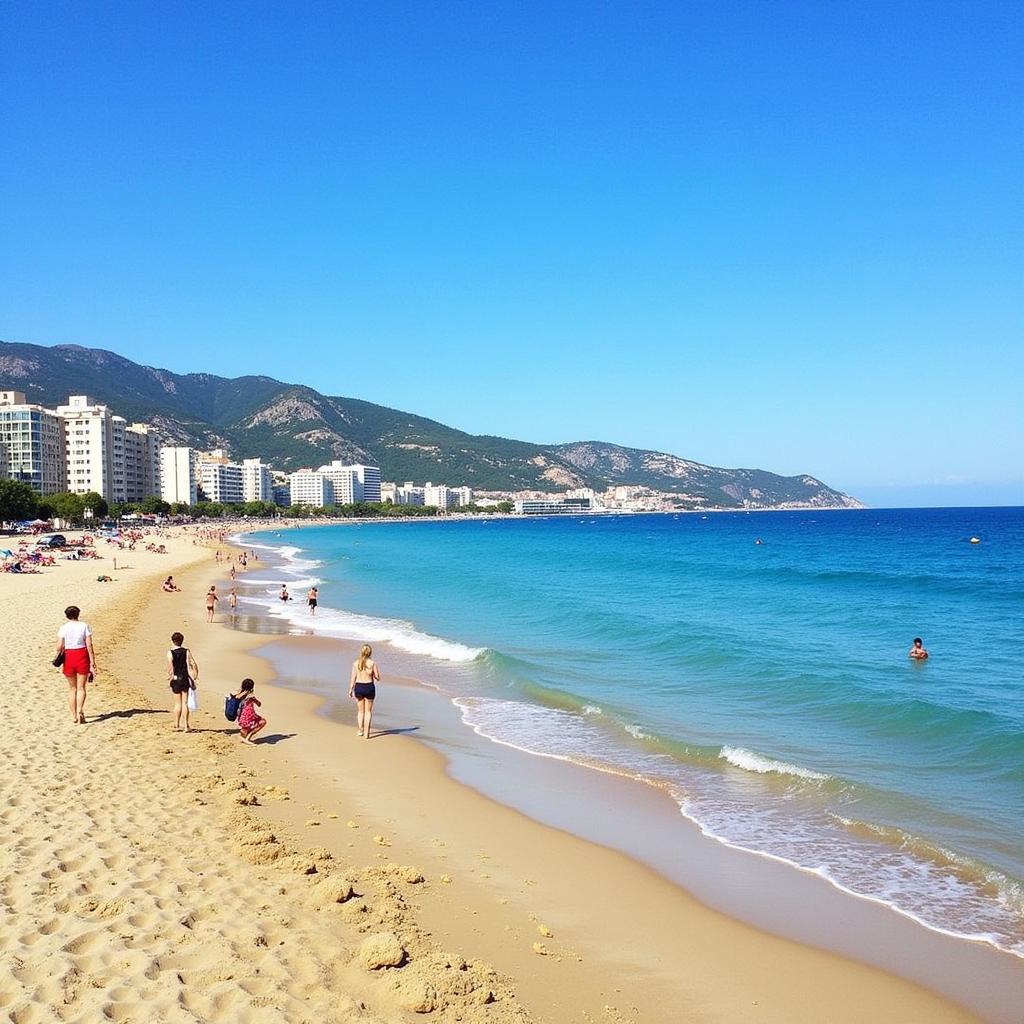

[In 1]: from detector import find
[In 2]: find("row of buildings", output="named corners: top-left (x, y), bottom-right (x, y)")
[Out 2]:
top-left (1, 390), bottom-right (161, 503)
top-left (0, 390), bottom-right (478, 511)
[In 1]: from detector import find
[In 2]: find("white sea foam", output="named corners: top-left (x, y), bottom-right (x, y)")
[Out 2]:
top-left (582, 704), bottom-right (603, 715)
top-left (719, 746), bottom-right (829, 781)
top-left (244, 592), bottom-right (483, 663)
top-left (624, 723), bottom-right (651, 740)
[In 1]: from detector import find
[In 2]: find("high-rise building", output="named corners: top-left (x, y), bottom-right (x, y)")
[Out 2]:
top-left (395, 481), bottom-right (425, 506)
top-left (242, 458), bottom-right (273, 502)
top-left (424, 482), bottom-right (451, 509)
top-left (317, 461), bottom-right (359, 504)
top-left (123, 424), bottom-right (161, 502)
top-left (198, 460), bottom-right (244, 504)
top-left (160, 447), bottom-right (198, 505)
top-left (0, 391), bottom-right (67, 495)
top-left (350, 464), bottom-right (382, 503)
top-left (451, 486), bottom-right (473, 507)
top-left (288, 470), bottom-right (332, 507)
top-left (56, 395), bottom-right (119, 500)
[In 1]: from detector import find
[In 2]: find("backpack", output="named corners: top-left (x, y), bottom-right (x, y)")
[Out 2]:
top-left (224, 693), bottom-right (243, 722)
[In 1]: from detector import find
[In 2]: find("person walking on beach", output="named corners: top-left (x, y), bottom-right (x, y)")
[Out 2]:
top-left (56, 605), bottom-right (96, 724)
top-left (279, 584), bottom-right (291, 603)
top-left (228, 587), bottom-right (238, 619)
top-left (167, 632), bottom-right (199, 732)
top-left (307, 586), bottom-right (318, 616)
top-left (205, 585), bottom-right (219, 623)
top-left (234, 678), bottom-right (266, 743)
top-left (349, 644), bottom-right (380, 739)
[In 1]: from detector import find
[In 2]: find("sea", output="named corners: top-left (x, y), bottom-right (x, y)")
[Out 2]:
top-left (238, 506), bottom-right (1024, 958)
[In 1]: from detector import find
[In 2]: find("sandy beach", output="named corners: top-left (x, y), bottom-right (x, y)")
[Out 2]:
top-left (0, 525), bottom-right (1005, 1022)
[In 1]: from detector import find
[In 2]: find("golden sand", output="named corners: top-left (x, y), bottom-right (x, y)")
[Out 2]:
top-left (0, 527), bottom-right (984, 1022)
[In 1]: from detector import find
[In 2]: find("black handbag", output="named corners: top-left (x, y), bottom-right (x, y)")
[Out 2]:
top-left (52, 650), bottom-right (65, 668)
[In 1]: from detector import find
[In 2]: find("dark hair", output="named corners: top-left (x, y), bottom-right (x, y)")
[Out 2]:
top-left (913, 637), bottom-right (923, 645)
top-left (171, 632), bottom-right (184, 645)
top-left (65, 605), bottom-right (80, 620)
top-left (240, 678), bottom-right (255, 693)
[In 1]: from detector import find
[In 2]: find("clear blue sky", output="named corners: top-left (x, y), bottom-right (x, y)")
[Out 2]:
top-left (1, 1), bottom-right (1021, 505)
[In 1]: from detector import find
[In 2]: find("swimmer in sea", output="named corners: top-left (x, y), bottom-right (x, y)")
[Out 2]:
top-left (909, 637), bottom-right (928, 660)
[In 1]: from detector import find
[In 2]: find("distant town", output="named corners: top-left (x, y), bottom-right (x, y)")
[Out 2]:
top-left (0, 390), bottom-right (685, 520)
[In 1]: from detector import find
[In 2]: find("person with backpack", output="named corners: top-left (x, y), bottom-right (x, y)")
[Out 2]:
top-left (167, 631), bottom-right (199, 732)
top-left (229, 678), bottom-right (266, 743)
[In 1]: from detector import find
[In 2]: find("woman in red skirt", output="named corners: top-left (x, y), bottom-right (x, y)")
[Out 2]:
top-left (56, 605), bottom-right (97, 724)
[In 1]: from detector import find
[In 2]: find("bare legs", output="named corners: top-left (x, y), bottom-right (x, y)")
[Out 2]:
top-left (67, 675), bottom-right (88, 723)
top-left (356, 697), bottom-right (374, 739)
top-left (173, 691), bottom-right (190, 731)
top-left (239, 719), bottom-right (266, 743)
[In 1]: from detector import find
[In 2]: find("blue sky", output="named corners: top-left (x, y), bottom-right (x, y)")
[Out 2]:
top-left (1, 1), bottom-right (1021, 505)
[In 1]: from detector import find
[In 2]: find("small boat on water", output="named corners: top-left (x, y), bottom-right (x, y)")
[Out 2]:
top-left (970, 536), bottom-right (981, 544)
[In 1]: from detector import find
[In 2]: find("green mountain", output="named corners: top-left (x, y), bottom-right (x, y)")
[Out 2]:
top-left (0, 340), bottom-right (861, 508)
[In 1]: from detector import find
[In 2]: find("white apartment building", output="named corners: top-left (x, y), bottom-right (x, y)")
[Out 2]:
top-left (288, 470), bottom-right (331, 507)
top-left (242, 458), bottom-right (273, 502)
top-left (198, 460), bottom-right (244, 504)
top-left (394, 481), bottom-right (425, 505)
top-left (317, 461), bottom-right (360, 504)
top-left (0, 391), bottom-right (67, 495)
top-left (424, 482), bottom-right (451, 509)
top-left (56, 395), bottom-right (120, 500)
top-left (380, 482), bottom-right (398, 504)
top-left (123, 423), bottom-right (161, 502)
top-left (350, 464), bottom-right (382, 503)
top-left (451, 486), bottom-right (473, 507)
top-left (160, 446), bottom-right (198, 505)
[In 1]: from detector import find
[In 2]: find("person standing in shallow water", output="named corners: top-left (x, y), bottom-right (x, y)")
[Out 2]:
top-left (909, 637), bottom-right (929, 660)
top-left (205, 585), bottom-right (218, 623)
top-left (349, 644), bottom-right (380, 739)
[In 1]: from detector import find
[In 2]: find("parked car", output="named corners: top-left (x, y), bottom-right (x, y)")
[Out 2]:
top-left (35, 534), bottom-right (67, 548)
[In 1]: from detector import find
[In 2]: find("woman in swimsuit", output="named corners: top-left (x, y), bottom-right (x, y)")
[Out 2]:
top-left (348, 644), bottom-right (380, 739)
top-left (167, 631), bottom-right (200, 732)
top-left (56, 605), bottom-right (97, 724)
top-left (205, 585), bottom-right (218, 623)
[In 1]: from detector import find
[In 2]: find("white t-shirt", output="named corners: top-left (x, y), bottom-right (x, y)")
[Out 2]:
top-left (58, 621), bottom-right (92, 649)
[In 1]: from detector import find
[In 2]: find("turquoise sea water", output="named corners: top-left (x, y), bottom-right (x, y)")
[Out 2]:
top-left (243, 508), bottom-right (1024, 955)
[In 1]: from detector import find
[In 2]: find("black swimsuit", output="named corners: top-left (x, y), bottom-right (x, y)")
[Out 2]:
top-left (353, 682), bottom-right (375, 700)
top-left (169, 647), bottom-right (192, 694)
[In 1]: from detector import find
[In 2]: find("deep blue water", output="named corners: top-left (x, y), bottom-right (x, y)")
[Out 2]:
top-left (243, 507), bottom-right (1024, 955)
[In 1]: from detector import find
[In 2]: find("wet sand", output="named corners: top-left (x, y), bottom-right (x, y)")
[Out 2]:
top-left (2, 526), bottom-right (1016, 1021)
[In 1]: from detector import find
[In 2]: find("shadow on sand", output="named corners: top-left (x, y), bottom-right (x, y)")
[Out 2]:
top-left (91, 707), bottom-right (168, 723)
top-left (253, 732), bottom-right (297, 745)
top-left (369, 726), bottom-right (421, 738)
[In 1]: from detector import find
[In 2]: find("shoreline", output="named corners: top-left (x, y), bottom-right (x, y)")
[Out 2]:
top-left (235, 522), bottom-right (1024, 963)
top-left (223, 530), bottom-right (1021, 1021)
top-left (1, 523), bottom-right (1013, 1021)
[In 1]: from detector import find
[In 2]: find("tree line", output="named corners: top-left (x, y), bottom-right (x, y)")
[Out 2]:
top-left (0, 480), bottom-right (514, 525)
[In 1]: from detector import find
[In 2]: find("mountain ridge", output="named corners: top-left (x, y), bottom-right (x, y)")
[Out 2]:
top-left (0, 340), bottom-right (862, 509)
